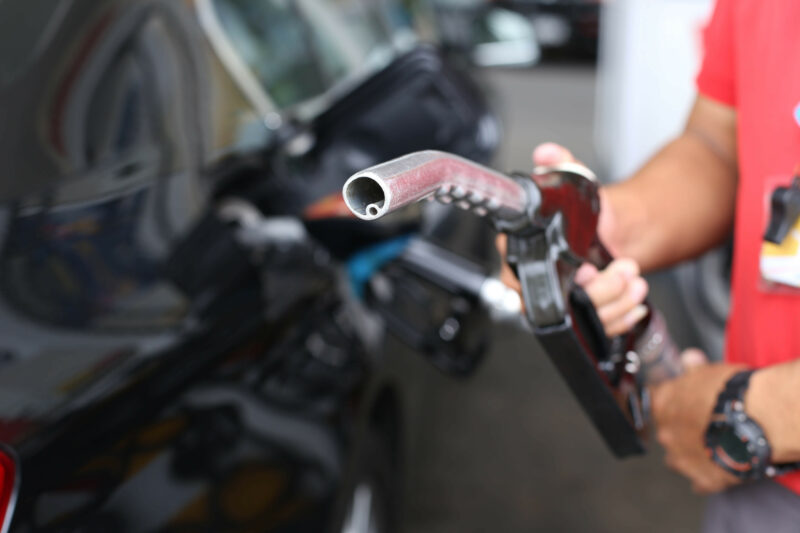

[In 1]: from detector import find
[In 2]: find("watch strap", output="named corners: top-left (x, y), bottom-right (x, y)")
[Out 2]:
top-left (713, 369), bottom-right (755, 412)
top-left (711, 370), bottom-right (800, 479)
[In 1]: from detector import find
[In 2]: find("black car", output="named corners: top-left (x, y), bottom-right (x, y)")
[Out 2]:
top-left (0, 1), bottom-right (503, 531)
top-left (496, 0), bottom-right (600, 56)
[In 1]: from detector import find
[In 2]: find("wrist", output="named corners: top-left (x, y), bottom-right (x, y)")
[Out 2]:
top-left (745, 364), bottom-right (800, 463)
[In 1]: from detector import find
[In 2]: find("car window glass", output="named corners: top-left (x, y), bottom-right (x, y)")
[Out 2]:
top-left (212, 0), bottom-right (328, 108)
top-left (297, 0), bottom-right (393, 82)
top-left (380, 0), bottom-right (415, 32)
top-left (212, 0), bottom-right (400, 110)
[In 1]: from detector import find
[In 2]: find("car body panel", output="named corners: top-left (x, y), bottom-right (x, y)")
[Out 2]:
top-left (0, 1), bottom-right (497, 531)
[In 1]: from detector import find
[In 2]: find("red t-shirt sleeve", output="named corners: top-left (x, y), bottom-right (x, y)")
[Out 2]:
top-left (696, 0), bottom-right (737, 106)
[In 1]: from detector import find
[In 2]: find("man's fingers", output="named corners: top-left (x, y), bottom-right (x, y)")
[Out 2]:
top-left (681, 348), bottom-right (709, 372)
top-left (692, 480), bottom-right (715, 495)
top-left (595, 277), bottom-right (649, 325)
top-left (581, 259), bottom-right (641, 307)
top-left (573, 263), bottom-right (598, 286)
top-left (496, 233), bottom-right (507, 255)
top-left (533, 142), bottom-right (576, 167)
top-left (581, 272), bottom-right (625, 305)
top-left (604, 304), bottom-right (649, 337)
top-left (574, 258), bottom-right (645, 337)
top-left (691, 468), bottom-right (739, 495)
top-left (498, 233), bottom-right (648, 338)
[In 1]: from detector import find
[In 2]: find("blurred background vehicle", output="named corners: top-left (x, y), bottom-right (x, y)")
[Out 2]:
top-left (425, 0), bottom-right (599, 64)
top-left (0, 0), bottom-right (532, 531)
top-left (424, 0), bottom-right (542, 67)
top-left (494, 0), bottom-right (601, 58)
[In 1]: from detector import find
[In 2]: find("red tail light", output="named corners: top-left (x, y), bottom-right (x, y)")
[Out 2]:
top-left (0, 447), bottom-right (18, 533)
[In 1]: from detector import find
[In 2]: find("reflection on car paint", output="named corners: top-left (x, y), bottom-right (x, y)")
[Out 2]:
top-left (0, 0), bottom-right (497, 531)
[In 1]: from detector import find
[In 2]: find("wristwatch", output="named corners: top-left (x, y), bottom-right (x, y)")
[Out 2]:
top-left (705, 370), bottom-right (800, 480)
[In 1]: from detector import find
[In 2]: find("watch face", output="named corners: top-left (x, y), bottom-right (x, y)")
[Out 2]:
top-left (705, 372), bottom-right (775, 480)
top-left (716, 426), bottom-right (751, 465)
top-left (707, 407), bottom-right (772, 479)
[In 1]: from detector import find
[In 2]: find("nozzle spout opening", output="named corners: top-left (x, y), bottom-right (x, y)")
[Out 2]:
top-left (344, 175), bottom-right (388, 220)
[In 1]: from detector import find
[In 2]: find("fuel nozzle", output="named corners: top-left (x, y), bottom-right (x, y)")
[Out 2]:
top-left (764, 176), bottom-right (800, 244)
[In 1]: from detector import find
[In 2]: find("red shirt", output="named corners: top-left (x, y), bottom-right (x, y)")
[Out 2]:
top-left (697, 0), bottom-right (800, 494)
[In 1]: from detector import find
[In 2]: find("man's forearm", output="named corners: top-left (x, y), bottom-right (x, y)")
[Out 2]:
top-left (598, 97), bottom-right (739, 272)
top-left (746, 361), bottom-right (800, 463)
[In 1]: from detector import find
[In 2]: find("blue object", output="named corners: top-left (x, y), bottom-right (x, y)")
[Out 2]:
top-left (794, 102), bottom-right (800, 128)
top-left (347, 235), bottom-right (413, 298)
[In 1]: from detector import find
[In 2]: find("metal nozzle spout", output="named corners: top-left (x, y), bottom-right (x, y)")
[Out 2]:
top-left (343, 150), bottom-right (529, 222)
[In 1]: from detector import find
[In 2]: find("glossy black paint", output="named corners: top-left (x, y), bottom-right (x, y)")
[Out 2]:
top-left (0, 1), bottom-right (496, 531)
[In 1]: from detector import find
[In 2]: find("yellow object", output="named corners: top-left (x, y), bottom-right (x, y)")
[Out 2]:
top-left (760, 217), bottom-right (800, 288)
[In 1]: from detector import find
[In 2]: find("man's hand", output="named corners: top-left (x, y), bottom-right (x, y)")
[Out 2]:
top-left (496, 142), bottom-right (648, 337)
top-left (650, 350), bottom-right (747, 494)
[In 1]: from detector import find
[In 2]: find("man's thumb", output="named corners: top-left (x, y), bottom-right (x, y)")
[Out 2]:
top-left (533, 142), bottom-right (576, 167)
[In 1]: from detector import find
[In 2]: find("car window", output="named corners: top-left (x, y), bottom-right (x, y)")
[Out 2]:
top-left (211, 0), bottom-right (400, 110)
top-left (301, 0), bottom-right (392, 80)
top-left (212, 0), bottom-right (327, 108)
